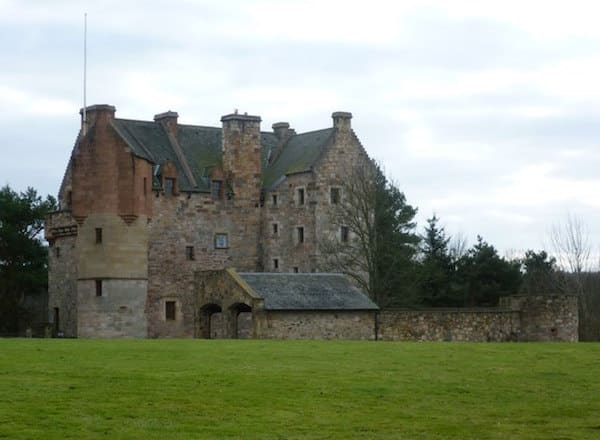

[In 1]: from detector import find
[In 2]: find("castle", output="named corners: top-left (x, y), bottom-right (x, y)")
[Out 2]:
top-left (45, 105), bottom-right (579, 341)
top-left (45, 105), bottom-right (378, 338)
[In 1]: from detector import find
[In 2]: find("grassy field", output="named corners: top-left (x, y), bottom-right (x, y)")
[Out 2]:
top-left (0, 340), bottom-right (599, 439)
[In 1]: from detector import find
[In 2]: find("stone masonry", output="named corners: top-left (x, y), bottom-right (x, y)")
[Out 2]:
top-left (46, 105), bottom-right (580, 341)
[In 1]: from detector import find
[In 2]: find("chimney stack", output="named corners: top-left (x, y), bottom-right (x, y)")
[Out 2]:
top-left (332, 111), bottom-right (352, 131)
top-left (272, 122), bottom-right (291, 140)
top-left (154, 111), bottom-right (179, 137)
top-left (80, 104), bottom-right (116, 133)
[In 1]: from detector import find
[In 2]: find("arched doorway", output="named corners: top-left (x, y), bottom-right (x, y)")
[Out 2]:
top-left (198, 303), bottom-right (223, 339)
top-left (229, 303), bottom-right (252, 339)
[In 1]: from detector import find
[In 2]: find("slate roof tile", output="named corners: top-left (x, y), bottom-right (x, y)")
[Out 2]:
top-left (238, 273), bottom-right (379, 310)
top-left (110, 117), bottom-right (333, 192)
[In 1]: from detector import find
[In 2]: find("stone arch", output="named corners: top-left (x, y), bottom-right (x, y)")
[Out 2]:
top-left (229, 302), bottom-right (252, 339)
top-left (198, 303), bottom-right (223, 339)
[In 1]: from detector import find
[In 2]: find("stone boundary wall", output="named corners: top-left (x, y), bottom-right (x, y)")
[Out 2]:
top-left (499, 295), bottom-right (578, 342)
top-left (378, 309), bottom-right (520, 342)
top-left (378, 295), bottom-right (578, 342)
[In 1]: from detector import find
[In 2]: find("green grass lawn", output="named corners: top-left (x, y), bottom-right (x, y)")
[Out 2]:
top-left (0, 340), bottom-right (599, 439)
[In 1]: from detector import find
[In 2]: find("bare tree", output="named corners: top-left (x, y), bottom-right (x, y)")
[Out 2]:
top-left (550, 213), bottom-right (592, 276)
top-left (449, 232), bottom-right (468, 261)
top-left (549, 213), bottom-right (600, 340)
top-left (319, 161), bottom-right (419, 306)
top-left (320, 161), bottom-right (377, 299)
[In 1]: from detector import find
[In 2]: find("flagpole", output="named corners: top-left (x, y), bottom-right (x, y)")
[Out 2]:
top-left (83, 12), bottom-right (87, 136)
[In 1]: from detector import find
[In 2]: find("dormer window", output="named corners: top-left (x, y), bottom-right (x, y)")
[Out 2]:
top-left (211, 180), bottom-right (222, 199)
top-left (164, 177), bottom-right (176, 196)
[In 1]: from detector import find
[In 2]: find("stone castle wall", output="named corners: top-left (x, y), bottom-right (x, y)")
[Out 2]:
top-left (46, 210), bottom-right (78, 337)
top-left (378, 295), bottom-right (578, 342)
top-left (261, 114), bottom-right (371, 273)
top-left (146, 193), bottom-right (257, 337)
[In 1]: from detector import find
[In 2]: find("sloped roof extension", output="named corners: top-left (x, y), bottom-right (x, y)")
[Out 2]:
top-left (237, 273), bottom-right (378, 311)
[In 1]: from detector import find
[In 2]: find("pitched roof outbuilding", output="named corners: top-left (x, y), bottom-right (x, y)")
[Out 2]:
top-left (238, 273), bottom-right (379, 311)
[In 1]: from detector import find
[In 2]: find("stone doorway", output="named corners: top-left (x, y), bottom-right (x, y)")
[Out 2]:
top-left (229, 303), bottom-right (252, 339)
top-left (198, 303), bottom-right (224, 339)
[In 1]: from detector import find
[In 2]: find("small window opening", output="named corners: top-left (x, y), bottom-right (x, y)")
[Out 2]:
top-left (164, 177), bottom-right (176, 196)
top-left (212, 180), bottom-right (222, 199)
top-left (95, 279), bottom-right (103, 297)
top-left (297, 227), bottom-right (304, 244)
top-left (330, 187), bottom-right (340, 204)
top-left (186, 246), bottom-right (195, 260)
top-left (55, 247), bottom-right (61, 258)
top-left (67, 191), bottom-right (72, 208)
top-left (95, 228), bottom-right (102, 244)
top-left (215, 233), bottom-right (229, 249)
top-left (165, 301), bottom-right (176, 321)
top-left (297, 188), bottom-right (305, 205)
top-left (143, 177), bottom-right (147, 196)
top-left (272, 194), bottom-right (278, 206)
top-left (273, 258), bottom-right (279, 270)
top-left (341, 226), bottom-right (349, 242)
top-left (272, 223), bottom-right (278, 235)
top-left (293, 267), bottom-right (299, 273)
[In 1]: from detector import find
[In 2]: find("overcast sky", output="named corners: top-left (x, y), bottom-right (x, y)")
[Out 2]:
top-left (2, 0), bottom-right (600, 260)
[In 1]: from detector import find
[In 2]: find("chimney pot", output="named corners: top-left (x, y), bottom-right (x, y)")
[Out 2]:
top-left (332, 111), bottom-right (352, 130)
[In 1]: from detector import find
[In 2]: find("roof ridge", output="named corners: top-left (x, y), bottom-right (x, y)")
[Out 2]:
top-left (114, 117), bottom-right (156, 124)
top-left (178, 123), bottom-right (221, 130)
top-left (159, 122), bottom-right (198, 188)
top-left (291, 127), bottom-right (333, 137)
top-left (111, 120), bottom-right (155, 162)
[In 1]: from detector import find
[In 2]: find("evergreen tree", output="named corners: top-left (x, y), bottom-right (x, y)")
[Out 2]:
top-left (321, 161), bottom-right (419, 307)
top-left (455, 236), bottom-right (522, 307)
top-left (520, 250), bottom-right (559, 295)
top-left (417, 215), bottom-right (460, 306)
top-left (0, 185), bottom-right (56, 334)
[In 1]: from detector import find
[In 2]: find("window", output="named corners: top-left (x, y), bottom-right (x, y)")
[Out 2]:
top-left (273, 258), bottom-right (279, 270)
top-left (67, 191), bottom-right (72, 208)
top-left (165, 301), bottom-right (176, 321)
top-left (95, 228), bottom-right (102, 244)
top-left (272, 194), bottom-right (278, 206)
top-left (297, 226), bottom-right (304, 244)
top-left (55, 247), bottom-right (60, 258)
top-left (297, 188), bottom-right (305, 205)
top-left (214, 233), bottom-right (228, 249)
top-left (164, 177), bottom-right (176, 195)
top-left (95, 279), bottom-right (103, 297)
top-left (341, 226), bottom-right (349, 242)
top-left (185, 246), bottom-right (195, 260)
top-left (211, 180), bottom-right (222, 199)
top-left (293, 267), bottom-right (299, 273)
top-left (330, 187), bottom-right (341, 204)
top-left (272, 223), bottom-right (278, 235)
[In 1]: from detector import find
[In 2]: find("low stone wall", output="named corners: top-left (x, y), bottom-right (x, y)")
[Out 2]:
top-left (378, 295), bottom-right (579, 342)
top-left (261, 310), bottom-right (377, 340)
top-left (499, 295), bottom-right (578, 342)
top-left (378, 309), bottom-right (520, 342)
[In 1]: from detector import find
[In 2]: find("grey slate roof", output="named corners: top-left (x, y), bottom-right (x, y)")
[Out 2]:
top-left (262, 128), bottom-right (334, 190)
top-left (238, 273), bottom-right (379, 311)
top-left (109, 117), bottom-right (333, 192)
